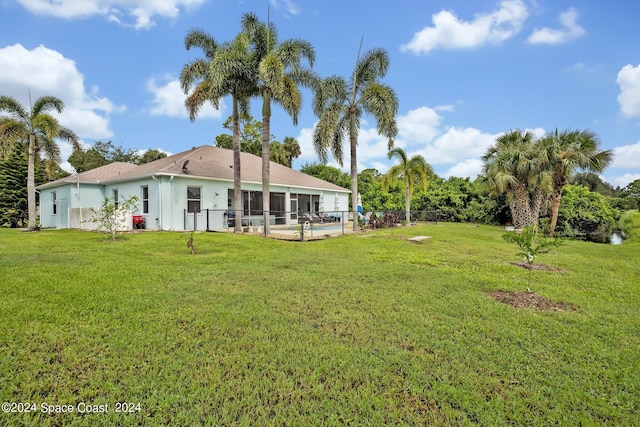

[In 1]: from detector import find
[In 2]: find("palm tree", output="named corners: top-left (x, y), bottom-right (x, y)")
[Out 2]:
top-left (0, 95), bottom-right (79, 230)
top-left (312, 48), bottom-right (398, 231)
top-left (382, 147), bottom-right (434, 225)
top-left (479, 129), bottom-right (551, 229)
top-left (241, 12), bottom-right (316, 234)
top-left (282, 136), bottom-right (301, 168)
top-left (537, 129), bottom-right (612, 236)
top-left (180, 29), bottom-right (256, 233)
top-left (268, 141), bottom-right (288, 165)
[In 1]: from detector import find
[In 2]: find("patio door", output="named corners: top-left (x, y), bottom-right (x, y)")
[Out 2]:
top-left (290, 194), bottom-right (298, 222)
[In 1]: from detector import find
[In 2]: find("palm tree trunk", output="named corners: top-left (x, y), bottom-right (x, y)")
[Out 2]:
top-left (350, 113), bottom-right (359, 232)
top-left (510, 183), bottom-right (531, 229)
top-left (27, 132), bottom-right (37, 230)
top-left (530, 187), bottom-right (546, 230)
top-left (261, 91), bottom-right (271, 235)
top-left (405, 186), bottom-right (411, 226)
top-left (232, 97), bottom-right (243, 233)
top-left (548, 185), bottom-right (563, 237)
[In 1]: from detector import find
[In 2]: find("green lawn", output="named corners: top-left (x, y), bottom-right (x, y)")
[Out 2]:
top-left (1, 224), bottom-right (638, 426)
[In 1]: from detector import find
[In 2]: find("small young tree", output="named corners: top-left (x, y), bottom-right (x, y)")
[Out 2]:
top-left (502, 226), bottom-right (562, 292)
top-left (89, 195), bottom-right (139, 240)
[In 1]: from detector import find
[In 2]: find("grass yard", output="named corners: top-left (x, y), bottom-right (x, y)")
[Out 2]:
top-left (0, 223), bottom-right (639, 426)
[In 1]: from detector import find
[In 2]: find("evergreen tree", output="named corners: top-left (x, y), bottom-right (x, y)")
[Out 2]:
top-left (0, 141), bottom-right (28, 227)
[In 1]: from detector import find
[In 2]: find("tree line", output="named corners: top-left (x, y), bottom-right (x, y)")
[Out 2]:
top-left (301, 144), bottom-right (638, 243)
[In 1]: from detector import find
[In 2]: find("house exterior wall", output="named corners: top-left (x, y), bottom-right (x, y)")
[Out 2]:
top-left (39, 184), bottom-right (106, 229)
top-left (163, 176), bottom-right (230, 231)
top-left (39, 174), bottom-right (349, 231)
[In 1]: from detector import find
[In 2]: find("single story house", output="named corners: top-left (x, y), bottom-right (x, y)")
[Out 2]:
top-left (37, 145), bottom-right (350, 231)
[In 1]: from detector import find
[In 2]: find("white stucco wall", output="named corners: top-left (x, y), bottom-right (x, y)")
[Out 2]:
top-left (38, 174), bottom-right (350, 231)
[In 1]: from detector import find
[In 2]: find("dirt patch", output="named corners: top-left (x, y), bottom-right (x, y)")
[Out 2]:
top-left (511, 262), bottom-right (564, 272)
top-left (487, 291), bottom-right (578, 312)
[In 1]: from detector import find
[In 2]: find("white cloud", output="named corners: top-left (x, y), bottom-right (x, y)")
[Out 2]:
top-left (527, 7), bottom-right (586, 45)
top-left (295, 104), bottom-right (502, 178)
top-left (356, 127), bottom-right (393, 164)
top-left (617, 64), bottom-right (640, 117)
top-left (293, 112), bottom-right (562, 180)
top-left (612, 141), bottom-right (640, 169)
top-left (146, 77), bottom-right (223, 119)
top-left (564, 62), bottom-right (599, 74)
top-left (397, 107), bottom-right (443, 143)
top-left (606, 173), bottom-right (640, 188)
top-left (444, 158), bottom-right (484, 179)
top-left (400, 0), bottom-right (528, 54)
top-left (416, 127), bottom-right (498, 165)
top-left (15, 0), bottom-right (207, 30)
top-left (435, 104), bottom-right (455, 112)
top-left (0, 43), bottom-right (121, 140)
top-left (269, 0), bottom-right (299, 16)
top-left (294, 122), bottom-right (392, 173)
top-left (295, 126), bottom-right (316, 164)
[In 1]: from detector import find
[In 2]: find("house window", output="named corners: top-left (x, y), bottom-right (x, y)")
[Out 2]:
top-left (52, 191), bottom-right (57, 215)
top-left (141, 186), bottom-right (149, 214)
top-left (187, 186), bottom-right (201, 213)
top-left (113, 189), bottom-right (119, 209)
top-left (242, 190), bottom-right (263, 215)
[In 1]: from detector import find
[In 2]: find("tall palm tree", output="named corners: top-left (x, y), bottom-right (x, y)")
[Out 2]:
top-left (479, 129), bottom-right (551, 229)
top-left (312, 48), bottom-right (398, 231)
top-left (180, 29), bottom-right (256, 233)
top-left (382, 147), bottom-right (434, 225)
top-left (537, 129), bottom-right (612, 236)
top-left (241, 12), bottom-right (316, 234)
top-left (0, 95), bottom-right (79, 230)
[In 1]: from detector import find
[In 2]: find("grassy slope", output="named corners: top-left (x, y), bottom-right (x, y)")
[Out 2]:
top-left (0, 224), bottom-right (638, 426)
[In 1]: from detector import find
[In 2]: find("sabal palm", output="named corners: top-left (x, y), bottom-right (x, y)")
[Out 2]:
top-left (180, 29), bottom-right (256, 233)
top-left (312, 48), bottom-right (398, 231)
top-left (480, 129), bottom-right (551, 229)
top-left (382, 147), bottom-right (434, 225)
top-left (241, 12), bottom-right (316, 234)
top-left (538, 129), bottom-right (612, 236)
top-left (0, 95), bottom-right (79, 229)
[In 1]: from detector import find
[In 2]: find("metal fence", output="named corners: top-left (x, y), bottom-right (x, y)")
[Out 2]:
top-left (182, 209), bottom-right (438, 238)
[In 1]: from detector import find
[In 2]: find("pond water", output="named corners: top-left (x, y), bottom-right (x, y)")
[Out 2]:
top-left (611, 232), bottom-right (624, 245)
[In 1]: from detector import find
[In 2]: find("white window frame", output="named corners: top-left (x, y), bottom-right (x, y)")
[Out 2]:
top-left (187, 186), bottom-right (201, 213)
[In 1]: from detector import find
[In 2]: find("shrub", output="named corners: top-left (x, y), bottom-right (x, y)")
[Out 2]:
top-left (88, 195), bottom-right (139, 240)
top-left (503, 226), bottom-right (562, 291)
top-left (617, 210), bottom-right (640, 242)
top-left (556, 185), bottom-right (618, 242)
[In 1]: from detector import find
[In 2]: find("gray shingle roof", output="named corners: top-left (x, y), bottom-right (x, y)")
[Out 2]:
top-left (37, 162), bottom-right (139, 189)
top-left (38, 145), bottom-right (349, 193)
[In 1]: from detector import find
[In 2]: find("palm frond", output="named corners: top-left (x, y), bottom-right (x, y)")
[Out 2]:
top-left (184, 28), bottom-right (218, 60)
top-left (179, 58), bottom-right (210, 93)
top-left (31, 96), bottom-right (64, 117)
top-left (277, 39), bottom-right (315, 68)
top-left (0, 96), bottom-right (29, 122)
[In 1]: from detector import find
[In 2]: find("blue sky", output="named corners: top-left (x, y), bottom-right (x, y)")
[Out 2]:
top-left (1, 0), bottom-right (639, 187)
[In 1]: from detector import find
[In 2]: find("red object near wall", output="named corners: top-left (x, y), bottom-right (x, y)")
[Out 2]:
top-left (132, 215), bottom-right (145, 229)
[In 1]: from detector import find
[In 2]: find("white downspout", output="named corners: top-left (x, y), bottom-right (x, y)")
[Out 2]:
top-left (152, 175), bottom-right (162, 230)
top-left (168, 176), bottom-right (174, 230)
top-left (76, 175), bottom-right (83, 230)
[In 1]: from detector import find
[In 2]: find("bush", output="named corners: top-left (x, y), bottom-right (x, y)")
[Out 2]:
top-left (557, 185), bottom-right (618, 242)
top-left (617, 211), bottom-right (640, 242)
top-left (88, 195), bottom-right (139, 240)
